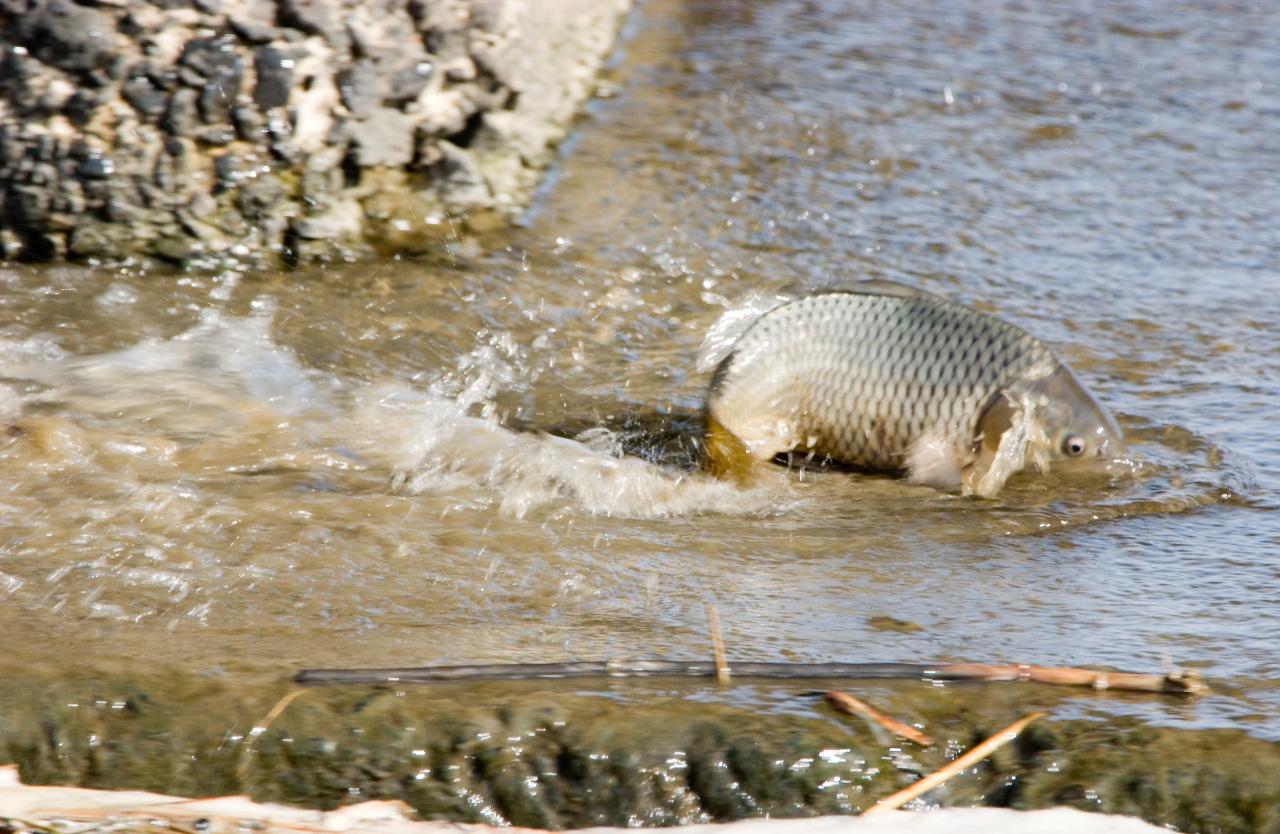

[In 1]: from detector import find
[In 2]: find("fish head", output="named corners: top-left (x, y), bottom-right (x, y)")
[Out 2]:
top-left (1022, 363), bottom-right (1126, 465)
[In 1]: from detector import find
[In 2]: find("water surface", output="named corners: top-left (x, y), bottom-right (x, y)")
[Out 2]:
top-left (0, 0), bottom-right (1277, 743)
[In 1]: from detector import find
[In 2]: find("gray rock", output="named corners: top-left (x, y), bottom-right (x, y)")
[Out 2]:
top-left (196, 126), bottom-right (235, 146)
top-left (212, 154), bottom-right (240, 189)
top-left (0, 228), bottom-right (23, 259)
top-left (122, 76), bottom-right (168, 119)
top-left (64, 90), bottom-right (103, 126)
top-left (252, 47), bottom-right (292, 109)
top-left (291, 197), bottom-right (362, 239)
top-left (165, 88), bottom-right (200, 136)
top-left (5, 184), bottom-right (52, 224)
top-left (336, 61), bottom-right (382, 119)
top-left (0, 0), bottom-right (632, 265)
top-left (179, 35), bottom-right (242, 86)
top-left (387, 60), bottom-right (434, 103)
top-left (276, 0), bottom-right (348, 50)
top-left (236, 174), bottom-right (285, 219)
top-left (176, 205), bottom-right (231, 247)
top-left (232, 106), bottom-right (265, 140)
top-left (432, 140), bottom-right (490, 209)
top-left (103, 193), bottom-right (146, 223)
top-left (152, 233), bottom-right (201, 262)
top-left (76, 155), bottom-right (116, 180)
top-left (198, 80), bottom-right (233, 124)
top-left (349, 107), bottom-right (417, 168)
top-left (68, 219), bottom-right (130, 258)
top-left (16, 0), bottom-right (118, 74)
top-left (229, 18), bottom-right (281, 44)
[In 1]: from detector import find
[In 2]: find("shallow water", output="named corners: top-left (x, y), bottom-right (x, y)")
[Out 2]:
top-left (0, 0), bottom-right (1278, 748)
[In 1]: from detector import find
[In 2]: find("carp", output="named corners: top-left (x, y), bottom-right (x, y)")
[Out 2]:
top-left (703, 281), bottom-right (1125, 496)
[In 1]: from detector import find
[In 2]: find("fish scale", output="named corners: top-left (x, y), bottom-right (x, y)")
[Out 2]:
top-left (706, 287), bottom-right (1060, 474)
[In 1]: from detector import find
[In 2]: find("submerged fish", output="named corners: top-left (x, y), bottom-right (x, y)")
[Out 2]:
top-left (703, 281), bottom-right (1125, 496)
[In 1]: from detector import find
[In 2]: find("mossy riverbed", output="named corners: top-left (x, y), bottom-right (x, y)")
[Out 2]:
top-left (2, 668), bottom-right (1276, 833)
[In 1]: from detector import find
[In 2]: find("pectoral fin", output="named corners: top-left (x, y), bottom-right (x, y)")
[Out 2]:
top-left (962, 392), bottom-right (1021, 497)
top-left (905, 427), bottom-right (964, 489)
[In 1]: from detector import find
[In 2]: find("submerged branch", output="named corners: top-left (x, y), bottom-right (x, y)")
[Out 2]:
top-left (294, 660), bottom-right (1207, 695)
top-left (825, 690), bottom-right (935, 746)
top-left (237, 688), bottom-right (307, 787)
top-left (937, 663), bottom-right (1209, 695)
top-left (862, 711), bottom-right (1047, 815)
top-left (860, 711), bottom-right (1049, 813)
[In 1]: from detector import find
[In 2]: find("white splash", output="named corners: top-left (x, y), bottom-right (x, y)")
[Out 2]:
top-left (351, 383), bottom-right (787, 520)
top-left (7, 301), bottom-right (332, 423)
top-left (1, 304), bottom-right (790, 520)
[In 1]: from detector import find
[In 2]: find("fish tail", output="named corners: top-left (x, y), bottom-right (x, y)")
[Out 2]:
top-left (703, 415), bottom-right (757, 484)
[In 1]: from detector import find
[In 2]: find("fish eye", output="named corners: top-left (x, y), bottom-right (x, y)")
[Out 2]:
top-left (1061, 434), bottom-right (1087, 457)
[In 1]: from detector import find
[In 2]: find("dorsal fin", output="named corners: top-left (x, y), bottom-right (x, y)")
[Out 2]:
top-left (816, 278), bottom-right (940, 300)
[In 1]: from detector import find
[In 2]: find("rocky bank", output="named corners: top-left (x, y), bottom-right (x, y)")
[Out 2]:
top-left (0, 0), bottom-right (630, 265)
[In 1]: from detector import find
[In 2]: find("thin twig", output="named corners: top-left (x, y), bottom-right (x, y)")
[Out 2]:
top-left (705, 605), bottom-right (730, 682)
top-left (236, 687), bottom-right (307, 786)
top-left (862, 711), bottom-right (1046, 815)
top-left (825, 691), bottom-right (934, 747)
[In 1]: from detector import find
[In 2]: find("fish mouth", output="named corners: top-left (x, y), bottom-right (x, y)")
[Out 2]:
top-left (1083, 421), bottom-right (1128, 463)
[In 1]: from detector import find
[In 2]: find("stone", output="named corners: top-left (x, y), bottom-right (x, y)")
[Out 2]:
top-left (164, 88), bottom-right (199, 135)
top-left (291, 197), bottom-right (362, 239)
top-left (348, 107), bottom-right (417, 168)
top-left (196, 126), bottom-right (235, 146)
top-left (0, 228), bottom-right (23, 259)
top-left (103, 193), bottom-right (146, 223)
top-left (362, 188), bottom-right (448, 253)
top-left (16, 0), bottom-right (118, 74)
top-left (64, 91), bottom-right (101, 126)
top-left (176, 206), bottom-right (231, 246)
top-left (432, 140), bottom-right (490, 209)
top-left (198, 81), bottom-right (233, 124)
top-left (229, 18), bottom-right (281, 44)
top-left (68, 216), bottom-right (152, 258)
top-left (0, 0), bottom-right (632, 265)
top-left (236, 174), bottom-right (285, 219)
top-left (336, 61), bottom-right (383, 119)
top-left (212, 153), bottom-right (240, 189)
top-left (386, 60), bottom-right (434, 103)
top-left (121, 76), bottom-right (168, 119)
top-left (179, 35), bottom-right (242, 85)
top-left (75, 155), bottom-right (116, 180)
top-left (152, 233), bottom-right (200, 262)
top-left (252, 47), bottom-right (293, 109)
top-left (5, 184), bottom-right (52, 224)
top-left (277, 0), bottom-right (348, 50)
top-left (232, 106), bottom-right (266, 140)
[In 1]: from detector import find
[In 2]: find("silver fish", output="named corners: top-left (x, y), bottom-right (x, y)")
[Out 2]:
top-left (703, 281), bottom-right (1125, 495)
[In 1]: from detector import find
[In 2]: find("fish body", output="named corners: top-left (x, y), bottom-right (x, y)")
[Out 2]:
top-left (704, 282), bottom-right (1124, 495)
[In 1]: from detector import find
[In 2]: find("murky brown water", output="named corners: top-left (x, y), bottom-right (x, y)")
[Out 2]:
top-left (1, 0), bottom-right (1277, 749)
